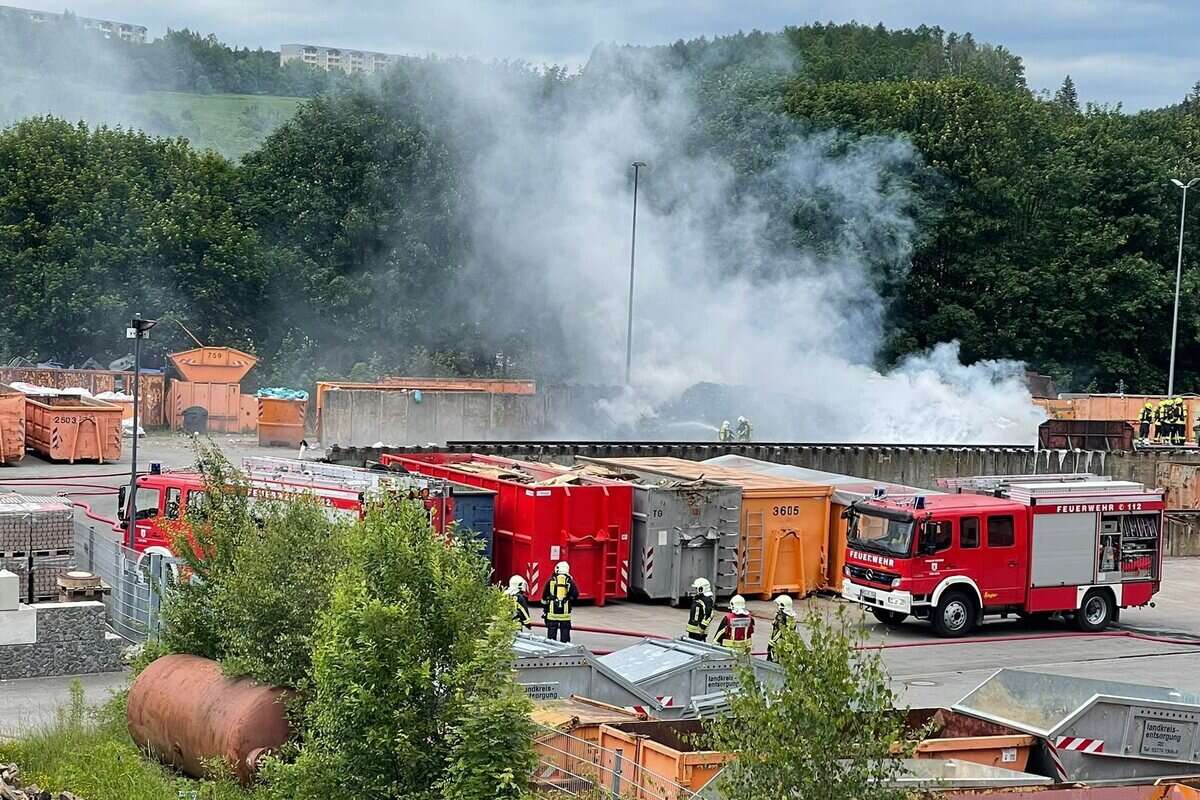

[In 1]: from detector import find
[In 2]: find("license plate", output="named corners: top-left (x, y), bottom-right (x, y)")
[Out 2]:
top-left (861, 590), bottom-right (877, 604)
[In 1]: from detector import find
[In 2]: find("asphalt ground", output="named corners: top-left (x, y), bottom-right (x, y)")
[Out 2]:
top-left (2, 433), bottom-right (1200, 736)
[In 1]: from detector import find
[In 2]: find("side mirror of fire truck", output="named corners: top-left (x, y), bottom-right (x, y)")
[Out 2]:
top-left (117, 485), bottom-right (127, 522)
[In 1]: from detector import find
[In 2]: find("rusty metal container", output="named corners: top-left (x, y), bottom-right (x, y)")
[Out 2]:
top-left (168, 346), bottom-right (258, 384)
top-left (258, 397), bottom-right (307, 447)
top-left (240, 393), bottom-right (258, 433)
top-left (168, 381), bottom-right (243, 433)
top-left (1156, 462), bottom-right (1200, 510)
top-left (0, 384), bottom-right (25, 465)
top-left (127, 654), bottom-right (290, 785)
top-left (24, 394), bottom-right (122, 463)
top-left (907, 707), bottom-right (1038, 772)
top-left (1038, 419), bottom-right (1134, 451)
top-left (0, 367), bottom-right (165, 428)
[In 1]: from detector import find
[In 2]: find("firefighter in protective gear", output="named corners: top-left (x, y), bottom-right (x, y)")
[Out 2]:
top-left (1155, 400), bottom-right (1171, 444)
top-left (1173, 398), bottom-right (1189, 445)
top-left (714, 595), bottom-right (755, 653)
top-left (768, 594), bottom-right (796, 663)
top-left (718, 420), bottom-right (733, 442)
top-left (686, 577), bottom-right (715, 641)
top-left (506, 575), bottom-right (532, 630)
top-left (1139, 402), bottom-right (1155, 442)
top-left (735, 416), bottom-right (753, 442)
top-left (542, 561), bottom-right (579, 642)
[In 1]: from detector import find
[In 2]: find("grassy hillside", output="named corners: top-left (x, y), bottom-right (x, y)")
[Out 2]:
top-left (0, 65), bottom-right (303, 160)
top-left (138, 91), bottom-right (304, 160)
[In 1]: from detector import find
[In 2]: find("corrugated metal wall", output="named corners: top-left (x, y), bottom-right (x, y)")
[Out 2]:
top-left (0, 367), bottom-right (164, 427)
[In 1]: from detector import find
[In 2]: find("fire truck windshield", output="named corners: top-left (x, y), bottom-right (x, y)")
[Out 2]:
top-left (848, 509), bottom-right (916, 557)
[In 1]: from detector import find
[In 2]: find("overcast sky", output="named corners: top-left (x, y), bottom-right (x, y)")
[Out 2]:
top-left (17, 0), bottom-right (1199, 110)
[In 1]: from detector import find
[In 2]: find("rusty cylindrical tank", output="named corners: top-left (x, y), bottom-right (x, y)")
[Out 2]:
top-left (127, 654), bottom-right (290, 785)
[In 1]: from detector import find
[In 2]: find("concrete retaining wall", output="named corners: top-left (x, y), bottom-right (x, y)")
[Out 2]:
top-left (0, 601), bottom-right (125, 680)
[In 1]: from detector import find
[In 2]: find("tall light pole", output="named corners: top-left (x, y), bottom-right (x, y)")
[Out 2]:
top-left (124, 315), bottom-right (156, 548)
top-left (1169, 178), bottom-right (1199, 396)
top-left (626, 161), bottom-right (646, 385)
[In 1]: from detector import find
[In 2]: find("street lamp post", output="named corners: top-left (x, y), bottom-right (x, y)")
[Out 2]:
top-left (1169, 178), bottom-right (1200, 396)
top-left (626, 161), bottom-right (647, 385)
top-left (124, 315), bottom-right (156, 548)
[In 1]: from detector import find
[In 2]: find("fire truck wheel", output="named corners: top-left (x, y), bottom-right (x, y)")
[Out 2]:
top-left (1074, 590), bottom-right (1115, 632)
top-left (932, 590), bottom-right (977, 637)
top-left (870, 608), bottom-right (908, 627)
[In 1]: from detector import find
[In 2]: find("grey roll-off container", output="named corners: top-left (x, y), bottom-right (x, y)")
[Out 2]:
top-left (597, 637), bottom-right (784, 717)
top-left (578, 458), bottom-right (741, 605)
top-left (511, 633), bottom-right (680, 718)
top-left (954, 668), bottom-right (1200, 784)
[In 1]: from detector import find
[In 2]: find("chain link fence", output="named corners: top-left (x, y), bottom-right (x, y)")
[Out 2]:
top-left (73, 524), bottom-right (179, 643)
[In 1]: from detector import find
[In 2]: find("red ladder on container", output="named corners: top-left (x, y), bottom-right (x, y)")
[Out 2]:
top-left (599, 530), bottom-right (620, 607)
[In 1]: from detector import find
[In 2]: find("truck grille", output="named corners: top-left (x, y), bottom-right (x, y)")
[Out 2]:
top-left (847, 564), bottom-right (898, 586)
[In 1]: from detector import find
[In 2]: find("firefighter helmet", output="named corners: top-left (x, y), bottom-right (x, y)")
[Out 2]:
top-left (775, 594), bottom-right (795, 616)
top-left (691, 577), bottom-right (712, 596)
top-left (555, 561), bottom-right (570, 576)
top-left (506, 575), bottom-right (528, 596)
top-left (730, 595), bottom-right (748, 615)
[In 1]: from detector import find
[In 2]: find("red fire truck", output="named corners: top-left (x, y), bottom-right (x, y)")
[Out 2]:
top-left (117, 456), bottom-right (452, 556)
top-left (840, 475), bottom-right (1164, 637)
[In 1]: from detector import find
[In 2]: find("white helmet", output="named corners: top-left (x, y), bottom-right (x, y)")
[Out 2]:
top-left (737, 416), bottom-right (747, 423)
top-left (775, 594), bottom-right (795, 617)
top-left (555, 561), bottom-right (570, 576)
top-left (506, 575), bottom-right (528, 596)
top-left (691, 577), bottom-right (712, 595)
top-left (730, 595), bottom-right (748, 615)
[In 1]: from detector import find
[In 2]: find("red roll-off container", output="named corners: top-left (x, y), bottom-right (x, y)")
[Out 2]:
top-left (382, 453), bottom-right (631, 605)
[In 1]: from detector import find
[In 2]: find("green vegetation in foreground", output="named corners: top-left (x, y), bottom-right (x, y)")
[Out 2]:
top-left (0, 682), bottom-right (251, 799)
top-left (139, 91), bottom-right (305, 160)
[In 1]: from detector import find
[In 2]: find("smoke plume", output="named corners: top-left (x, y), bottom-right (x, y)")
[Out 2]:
top-left (433, 44), bottom-right (1044, 443)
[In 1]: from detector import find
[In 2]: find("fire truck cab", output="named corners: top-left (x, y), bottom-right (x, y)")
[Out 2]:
top-left (841, 475), bottom-right (1164, 637)
top-left (117, 457), bottom-right (452, 555)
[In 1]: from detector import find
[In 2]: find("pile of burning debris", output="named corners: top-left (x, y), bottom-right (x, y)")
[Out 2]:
top-left (0, 764), bottom-right (83, 800)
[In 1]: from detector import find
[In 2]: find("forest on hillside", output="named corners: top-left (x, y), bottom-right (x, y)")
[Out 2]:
top-left (1, 20), bottom-right (1198, 398)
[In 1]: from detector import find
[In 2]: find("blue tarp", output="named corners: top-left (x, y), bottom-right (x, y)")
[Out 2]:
top-left (256, 387), bottom-right (309, 401)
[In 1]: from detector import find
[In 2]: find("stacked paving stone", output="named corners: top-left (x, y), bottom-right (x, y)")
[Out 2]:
top-left (0, 495), bottom-right (74, 603)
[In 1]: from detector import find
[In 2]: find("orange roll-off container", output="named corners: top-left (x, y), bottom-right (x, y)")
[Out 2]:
top-left (0, 384), bottom-right (26, 465)
top-left (24, 394), bottom-right (123, 463)
top-left (592, 457), bottom-right (832, 598)
top-left (257, 398), bottom-right (307, 447)
top-left (0, 383), bottom-right (24, 465)
top-left (596, 720), bottom-right (731, 795)
top-left (168, 382), bottom-right (244, 433)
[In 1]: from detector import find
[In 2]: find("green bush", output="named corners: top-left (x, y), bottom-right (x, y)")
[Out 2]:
top-left (257, 496), bottom-right (533, 800)
top-left (708, 605), bottom-right (912, 800)
top-left (159, 443), bottom-right (348, 690)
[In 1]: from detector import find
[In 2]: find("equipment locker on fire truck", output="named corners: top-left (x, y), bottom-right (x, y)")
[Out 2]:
top-left (840, 475), bottom-right (1164, 637)
top-left (119, 457), bottom-right (453, 555)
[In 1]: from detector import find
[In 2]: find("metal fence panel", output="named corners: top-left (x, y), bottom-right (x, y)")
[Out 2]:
top-left (74, 524), bottom-right (179, 643)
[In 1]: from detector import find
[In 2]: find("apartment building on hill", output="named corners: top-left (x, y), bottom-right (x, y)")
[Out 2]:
top-left (0, 4), bottom-right (147, 42)
top-left (280, 43), bottom-right (400, 75)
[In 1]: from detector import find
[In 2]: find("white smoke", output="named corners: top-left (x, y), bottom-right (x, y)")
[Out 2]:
top-left (431, 46), bottom-right (1045, 444)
